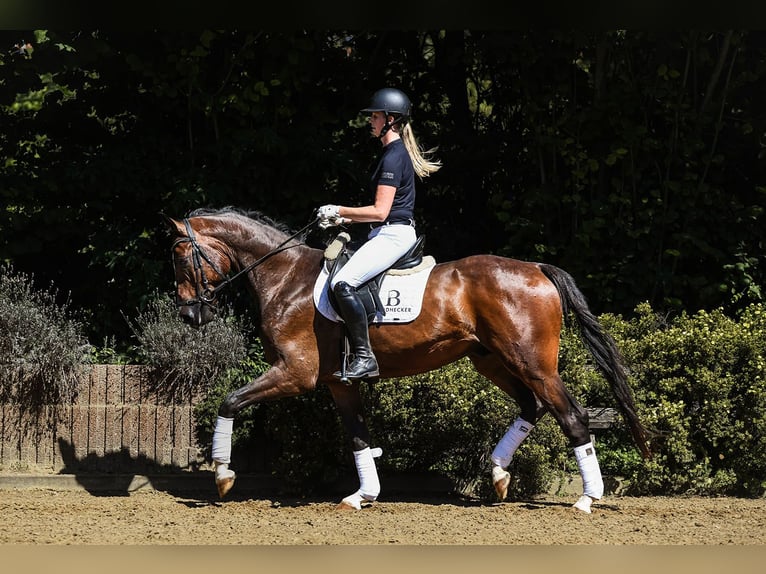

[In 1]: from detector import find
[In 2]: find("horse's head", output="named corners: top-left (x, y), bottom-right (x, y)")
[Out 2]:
top-left (164, 215), bottom-right (235, 327)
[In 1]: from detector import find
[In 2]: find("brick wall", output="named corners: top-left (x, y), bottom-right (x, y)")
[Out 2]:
top-left (0, 365), bottom-right (205, 473)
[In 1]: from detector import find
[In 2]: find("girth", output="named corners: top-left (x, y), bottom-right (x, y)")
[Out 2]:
top-left (324, 233), bottom-right (426, 323)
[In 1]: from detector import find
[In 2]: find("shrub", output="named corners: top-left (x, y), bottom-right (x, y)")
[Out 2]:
top-left (363, 360), bottom-right (511, 497)
top-left (127, 292), bottom-right (250, 399)
top-left (361, 359), bottom-right (569, 500)
top-left (260, 385), bottom-right (349, 492)
top-left (184, 298), bottom-right (766, 499)
top-left (0, 263), bottom-right (92, 410)
top-left (607, 302), bottom-right (766, 496)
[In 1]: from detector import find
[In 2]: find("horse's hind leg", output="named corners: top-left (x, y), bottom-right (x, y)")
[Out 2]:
top-left (326, 381), bottom-right (381, 510)
top-left (473, 352), bottom-right (604, 512)
top-left (536, 372), bottom-right (604, 513)
top-left (490, 411), bottom-right (537, 501)
top-left (470, 353), bottom-right (546, 501)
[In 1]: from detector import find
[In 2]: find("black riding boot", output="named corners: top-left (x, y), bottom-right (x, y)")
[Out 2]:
top-left (333, 281), bottom-right (379, 380)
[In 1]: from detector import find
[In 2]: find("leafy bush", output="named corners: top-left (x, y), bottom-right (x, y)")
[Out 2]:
top-left (127, 292), bottom-right (250, 398)
top-left (361, 359), bottom-right (569, 500)
top-left (260, 386), bottom-right (350, 492)
top-left (364, 361), bottom-right (509, 497)
top-left (182, 298), bottom-right (766, 499)
top-left (89, 335), bottom-right (132, 365)
top-left (615, 302), bottom-right (766, 496)
top-left (551, 302), bottom-right (766, 497)
top-left (0, 263), bottom-right (92, 410)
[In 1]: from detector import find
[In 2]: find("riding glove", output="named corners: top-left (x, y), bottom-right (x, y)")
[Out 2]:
top-left (318, 216), bottom-right (349, 229)
top-left (318, 204), bottom-right (340, 219)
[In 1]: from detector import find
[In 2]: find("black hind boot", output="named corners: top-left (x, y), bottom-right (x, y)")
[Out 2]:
top-left (333, 281), bottom-right (379, 380)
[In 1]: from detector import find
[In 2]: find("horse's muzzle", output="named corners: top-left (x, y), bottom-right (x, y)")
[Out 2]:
top-left (179, 302), bottom-right (215, 327)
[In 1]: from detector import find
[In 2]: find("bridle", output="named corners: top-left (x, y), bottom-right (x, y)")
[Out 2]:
top-left (171, 215), bottom-right (320, 311)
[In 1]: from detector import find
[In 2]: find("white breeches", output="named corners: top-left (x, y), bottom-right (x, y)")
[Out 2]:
top-left (330, 224), bottom-right (417, 289)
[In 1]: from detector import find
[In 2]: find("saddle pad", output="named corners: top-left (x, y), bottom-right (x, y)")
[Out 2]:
top-left (313, 258), bottom-right (436, 324)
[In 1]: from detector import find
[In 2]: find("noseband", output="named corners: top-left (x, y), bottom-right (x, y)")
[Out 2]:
top-left (172, 216), bottom-right (320, 311)
top-left (171, 219), bottom-right (231, 309)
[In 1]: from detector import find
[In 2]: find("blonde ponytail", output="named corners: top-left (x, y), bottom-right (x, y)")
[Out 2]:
top-left (400, 123), bottom-right (442, 179)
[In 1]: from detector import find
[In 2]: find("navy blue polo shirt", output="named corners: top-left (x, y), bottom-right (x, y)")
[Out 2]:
top-left (369, 139), bottom-right (415, 224)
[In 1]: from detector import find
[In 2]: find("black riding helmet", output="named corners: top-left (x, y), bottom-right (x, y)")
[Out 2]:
top-left (361, 87), bottom-right (411, 137)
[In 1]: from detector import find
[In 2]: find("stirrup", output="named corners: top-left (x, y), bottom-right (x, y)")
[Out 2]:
top-left (334, 371), bottom-right (379, 384)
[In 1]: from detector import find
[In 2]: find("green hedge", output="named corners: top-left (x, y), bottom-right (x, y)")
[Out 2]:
top-left (608, 303), bottom-right (766, 496)
top-left (190, 301), bottom-right (766, 499)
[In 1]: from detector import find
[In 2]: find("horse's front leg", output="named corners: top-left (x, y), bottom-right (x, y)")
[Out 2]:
top-left (211, 363), bottom-right (311, 498)
top-left (326, 381), bottom-right (381, 510)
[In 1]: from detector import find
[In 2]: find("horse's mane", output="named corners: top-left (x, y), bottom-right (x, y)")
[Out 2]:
top-left (187, 206), bottom-right (297, 237)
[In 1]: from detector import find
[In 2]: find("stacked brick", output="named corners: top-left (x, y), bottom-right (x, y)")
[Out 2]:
top-left (0, 365), bottom-right (205, 473)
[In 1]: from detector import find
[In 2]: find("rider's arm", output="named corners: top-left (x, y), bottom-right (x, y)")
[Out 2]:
top-left (337, 185), bottom-right (395, 223)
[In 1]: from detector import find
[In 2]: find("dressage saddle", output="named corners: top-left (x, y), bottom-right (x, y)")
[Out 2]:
top-left (323, 232), bottom-right (426, 323)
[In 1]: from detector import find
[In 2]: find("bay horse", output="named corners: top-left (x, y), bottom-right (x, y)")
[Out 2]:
top-left (166, 207), bottom-right (651, 513)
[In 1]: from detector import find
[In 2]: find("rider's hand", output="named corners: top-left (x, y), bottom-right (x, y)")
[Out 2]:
top-left (318, 216), bottom-right (349, 229)
top-left (317, 204), bottom-right (340, 220)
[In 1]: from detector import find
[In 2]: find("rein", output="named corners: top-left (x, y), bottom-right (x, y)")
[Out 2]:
top-left (172, 215), bottom-right (320, 309)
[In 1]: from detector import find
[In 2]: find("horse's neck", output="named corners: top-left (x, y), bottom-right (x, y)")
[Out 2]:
top-left (232, 232), bottom-right (321, 300)
top-left (211, 221), bottom-right (286, 265)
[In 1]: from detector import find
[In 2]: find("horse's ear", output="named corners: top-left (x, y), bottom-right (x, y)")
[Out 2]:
top-left (160, 212), bottom-right (185, 236)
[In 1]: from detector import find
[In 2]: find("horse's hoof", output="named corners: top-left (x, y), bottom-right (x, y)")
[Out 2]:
top-left (216, 476), bottom-right (236, 499)
top-left (336, 491), bottom-right (374, 510)
top-left (336, 499), bottom-right (360, 511)
top-left (573, 494), bottom-right (594, 514)
top-left (215, 468), bottom-right (236, 499)
top-left (491, 466), bottom-right (511, 500)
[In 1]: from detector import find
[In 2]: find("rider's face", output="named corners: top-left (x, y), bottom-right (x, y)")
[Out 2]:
top-left (368, 111), bottom-right (387, 137)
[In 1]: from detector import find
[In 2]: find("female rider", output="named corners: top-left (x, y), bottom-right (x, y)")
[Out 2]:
top-left (317, 87), bottom-right (441, 381)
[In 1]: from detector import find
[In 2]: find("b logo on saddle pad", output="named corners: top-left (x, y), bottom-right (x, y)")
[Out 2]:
top-left (313, 233), bottom-right (436, 324)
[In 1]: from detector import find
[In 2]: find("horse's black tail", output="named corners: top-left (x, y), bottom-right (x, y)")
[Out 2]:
top-left (539, 263), bottom-right (652, 459)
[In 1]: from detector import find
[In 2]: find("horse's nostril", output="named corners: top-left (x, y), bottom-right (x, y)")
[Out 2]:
top-left (179, 307), bottom-right (196, 325)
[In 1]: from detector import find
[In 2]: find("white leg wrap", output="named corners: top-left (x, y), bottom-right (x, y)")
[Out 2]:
top-left (573, 441), bottom-right (604, 500)
top-left (491, 417), bottom-right (533, 468)
top-left (211, 416), bottom-right (234, 464)
top-left (353, 446), bottom-right (380, 501)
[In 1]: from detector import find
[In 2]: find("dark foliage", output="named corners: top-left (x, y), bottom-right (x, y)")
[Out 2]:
top-left (1, 30), bottom-right (763, 350)
top-left (0, 263), bottom-right (91, 411)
